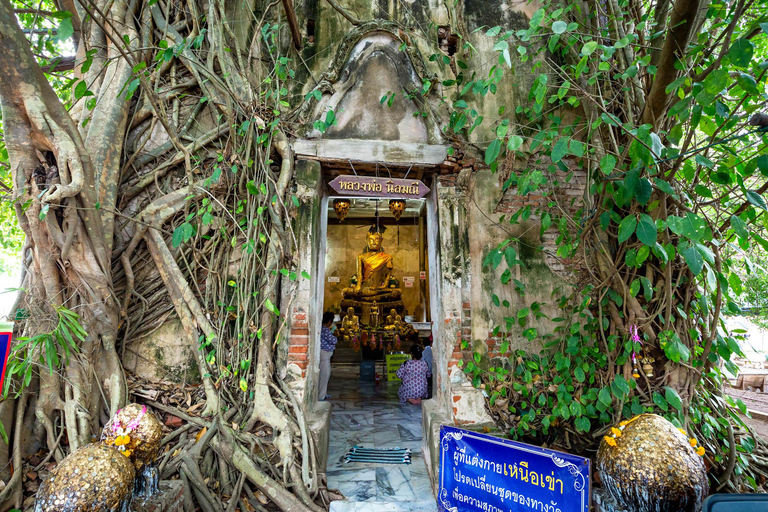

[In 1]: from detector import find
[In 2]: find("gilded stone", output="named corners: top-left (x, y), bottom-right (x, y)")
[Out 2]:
top-left (596, 414), bottom-right (708, 512)
top-left (35, 444), bottom-right (134, 512)
top-left (101, 403), bottom-right (163, 471)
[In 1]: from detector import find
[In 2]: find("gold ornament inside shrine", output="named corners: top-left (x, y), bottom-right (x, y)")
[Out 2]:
top-left (389, 199), bottom-right (406, 221)
top-left (333, 198), bottom-right (350, 222)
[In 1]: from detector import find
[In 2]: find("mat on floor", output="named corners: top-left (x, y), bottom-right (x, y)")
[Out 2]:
top-left (343, 446), bottom-right (411, 464)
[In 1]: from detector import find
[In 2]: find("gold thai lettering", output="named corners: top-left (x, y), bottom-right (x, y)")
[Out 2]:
top-left (386, 183), bottom-right (419, 195)
top-left (338, 180), bottom-right (383, 192)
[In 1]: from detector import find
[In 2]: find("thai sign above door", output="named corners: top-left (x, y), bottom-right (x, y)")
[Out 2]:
top-left (329, 176), bottom-right (429, 198)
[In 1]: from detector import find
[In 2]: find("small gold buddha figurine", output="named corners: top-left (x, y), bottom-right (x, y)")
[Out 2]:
top-left (340, 307), bottom-right (360, 338)
top-left (370, 301), bottom-right (380, 328)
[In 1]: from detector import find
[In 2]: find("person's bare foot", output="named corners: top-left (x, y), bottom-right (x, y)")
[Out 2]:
top-left (407, 398), bottom-right (421, 405)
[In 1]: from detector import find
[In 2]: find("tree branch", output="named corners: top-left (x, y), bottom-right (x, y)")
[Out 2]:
top-left (324, 0), bottom-right (361, 25)
top-left (641, 0), bottom-right (702, 128)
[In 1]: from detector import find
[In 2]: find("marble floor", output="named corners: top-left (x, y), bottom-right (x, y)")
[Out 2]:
top-left (326, 365), bottom-right (437, 512)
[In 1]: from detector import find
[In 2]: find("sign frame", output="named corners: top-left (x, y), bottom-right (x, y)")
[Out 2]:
top-left (329, 176), bottom-right (430, 199)
top-left (439, 425), bottom-right (591, 512)
top-left (0, 322), bottom-right (13, 393)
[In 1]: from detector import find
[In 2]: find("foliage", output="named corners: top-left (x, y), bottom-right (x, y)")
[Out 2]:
top-left (430, 0), bottom-right (768, 492)
top-left (4, 305), bottom-right (84, 396)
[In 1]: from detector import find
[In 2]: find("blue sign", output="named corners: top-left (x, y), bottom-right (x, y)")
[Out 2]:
top-left (0, 331), bottom-right (11, 392)
top-left (439, 426), bottom-right (590, 512)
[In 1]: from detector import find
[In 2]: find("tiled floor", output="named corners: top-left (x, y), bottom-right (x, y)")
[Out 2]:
top-left (326, 365), bottom-right (437, 512)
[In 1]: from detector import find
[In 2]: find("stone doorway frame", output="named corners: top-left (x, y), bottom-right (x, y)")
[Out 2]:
top-left (288, 138), bottom-right (449, 409)
top-left (313, 174), bottom-right (442, 396)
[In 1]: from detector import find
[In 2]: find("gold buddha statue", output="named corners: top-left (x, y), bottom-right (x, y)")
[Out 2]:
top-left (340, 306), bottom-right (360, 342)
top-left (383, 308), bottom-right (403, 331)
top-left (341, 227), bottom-right (405, 327)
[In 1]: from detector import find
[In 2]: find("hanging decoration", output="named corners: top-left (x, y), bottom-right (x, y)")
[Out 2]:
top-left (389, 199), bottom-right (406, 222)
top-left (333, 198), bottom-right (350, 222)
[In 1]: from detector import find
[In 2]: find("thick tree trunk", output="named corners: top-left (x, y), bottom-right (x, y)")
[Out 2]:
top-left (0, 0), bottom-right (327, 508)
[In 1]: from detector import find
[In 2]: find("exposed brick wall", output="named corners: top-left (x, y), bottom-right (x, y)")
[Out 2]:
top-left (495, 157), bottom-right (587, 276)
top-left (485, 330), bottom-right (511, 359)
top-left (287, 306), bottom-right (309, 376)
top-left (447, 307), bottom-right (465, 370)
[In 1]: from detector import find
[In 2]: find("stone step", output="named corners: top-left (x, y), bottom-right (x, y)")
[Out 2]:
top-left (330, 499), bottom-right (438, 512)
top-left (333, 344), bottom-right (362, 364)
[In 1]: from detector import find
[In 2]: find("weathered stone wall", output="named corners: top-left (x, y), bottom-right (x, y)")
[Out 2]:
top-left (131, 0), bottom-right (581, 438)
top-left (290, 0), bottom-right (541, 142)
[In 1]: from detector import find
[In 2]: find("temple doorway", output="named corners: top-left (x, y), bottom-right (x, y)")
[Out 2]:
top-left (321, 195), bottom-right (437, 510)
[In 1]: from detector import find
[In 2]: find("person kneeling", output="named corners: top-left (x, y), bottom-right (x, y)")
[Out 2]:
top-left (396, 345), bottom-right (431, 405)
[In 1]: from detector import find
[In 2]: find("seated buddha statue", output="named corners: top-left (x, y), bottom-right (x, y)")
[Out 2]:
top-left (341, 227), bottom-right (405, 326)
top-left (340, 306), bottom-right (360, 342)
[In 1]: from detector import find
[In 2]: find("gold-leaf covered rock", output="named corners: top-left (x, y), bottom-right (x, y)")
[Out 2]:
top-left (35, 443), bottom-right (134, 512)
top-left (596, 414), bottom-right (708, 512)
top-left (101, 403), bottom-right (163, 471)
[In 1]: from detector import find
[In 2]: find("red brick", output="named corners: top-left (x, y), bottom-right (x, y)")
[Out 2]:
top-left (453, 395), bottom-right (461, 402)
top-left (462, 302), bottom-right (471, 309)
top-left (288, 353), bottom-right (308, 362)
top-left (290, 335), bottom-right (309, 346)
top-left (291, 327), bottom-right (309, 336)
top-left (289, 345), bottom-right (308, 354)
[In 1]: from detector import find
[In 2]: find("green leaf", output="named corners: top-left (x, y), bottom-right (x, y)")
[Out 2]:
top-left (653, 392), bottom-right (668, 411)
top-left (663, 334), bottom-right (691, 363)
top-left (552, 21), bottom-right (567, 34)
top-left (737, 73), bottom-right (759, 95)
top-left (598, 387), bottom-right (612, 407)
top-left (264, 298), bottom-right (280, 316)
top-left (636, 214), bottom-right (657, 246)
top-left (551, 138), bottom-right (568, 163)
top-left (507, 136), bottom-right (523, 151)
top-left (653, 178), bottom-right (678, 199)
top-left (664, 386), bottom-right (683, 410)
top-left (492, 40), bottom-right (509, 52)
top-left (681, 244), bottom-right (704, 275)
top-left (600, 155), bottom-right (617, 175)
top-left (582, 41), bottom-right (598, 55)
top-left (569, 139), bottom-right (584, 158)
top-left (617, 216), bottom-right (638, 243)
top-left (614, 375), bottom-right (631, 396)
top-left (56, 16), bottom-right (74, 43)
top-left (485, 139), bottom-right (502, 165)
top-left (74, 80), bottom-right (88, 100)
top-left (746, 190), bottom-right (767, 210)
top-left (574, 416), bottom-right (590, 433)
top-left (729, 38), bottom-right (754, 68)
top-left (574, 367), bottom-right (585, 382)
top-left (731, 215), bottom-right (748, 239)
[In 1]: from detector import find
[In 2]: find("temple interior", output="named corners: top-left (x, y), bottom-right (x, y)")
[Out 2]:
top-left (324, 197), bottom-right (431, 371)
top-left (322, 197), bottom-right (435, 511)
